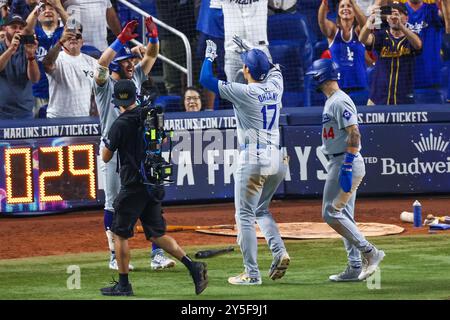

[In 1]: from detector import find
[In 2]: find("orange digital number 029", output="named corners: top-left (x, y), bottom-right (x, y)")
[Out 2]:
top-left (4, 144), bottom-right (96, 204)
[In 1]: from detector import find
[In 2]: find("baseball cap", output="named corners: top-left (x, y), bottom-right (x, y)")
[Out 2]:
top-left (113, 80), bottom-right (136, 107)
top-left (2, 14), bottom-right (27, 27)
top-left (391, 2), bottom-right (408, 16)
top-left (0, 0), bottom-right (8, 8)
top-left (240, 49), bottom-right (271, 81)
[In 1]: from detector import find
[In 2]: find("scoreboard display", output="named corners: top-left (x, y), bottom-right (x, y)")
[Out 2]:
top-left (0, 134), bottom-right (102, 215)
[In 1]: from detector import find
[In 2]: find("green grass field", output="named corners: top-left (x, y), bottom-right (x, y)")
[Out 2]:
top-left (1, 234), bottom-right (450, 300)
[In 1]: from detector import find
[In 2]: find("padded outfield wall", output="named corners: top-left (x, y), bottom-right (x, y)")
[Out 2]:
top-left (0, 105), bottom-right (449, 215)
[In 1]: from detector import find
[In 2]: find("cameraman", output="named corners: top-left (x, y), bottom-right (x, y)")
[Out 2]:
top-left (100, 79), bottom-right (208, 296)
top-left (95, 17), bottom-right (176, 271)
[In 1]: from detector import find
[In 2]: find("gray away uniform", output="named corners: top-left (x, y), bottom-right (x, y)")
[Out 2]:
top-left (94, 64), bottom-right (146, 211)
top-left (218, 66), bottom-right (288, 278)
top-left (321, 90), bottom-right (373, 267)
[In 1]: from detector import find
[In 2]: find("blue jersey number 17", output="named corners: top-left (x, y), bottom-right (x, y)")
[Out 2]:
top-left (261, 104), bottom-right (277, 130)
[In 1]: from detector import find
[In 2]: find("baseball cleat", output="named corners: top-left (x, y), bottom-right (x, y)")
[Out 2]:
top-left (329, 264), bottom-right (362, 282)
top-left (151, 252), bottom-right (176, 270)
top-left (190, 261), bottom-right (208, 295)
top-left (358, 248), bottom-right (385, 281)
top-left (109, 258), bottom-right (134, 271)
top-left (268, 252), bottom-right (290, 280)
top-left (100, 281), bottom-right (134, 296)
top-left (228, 273), bottom-right (262, 285)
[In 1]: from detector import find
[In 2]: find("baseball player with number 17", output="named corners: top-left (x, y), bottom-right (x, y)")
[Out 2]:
top-left (306, 59), bottom-right (385, 282)
top-left (200, 37), bottom-right (290, 285)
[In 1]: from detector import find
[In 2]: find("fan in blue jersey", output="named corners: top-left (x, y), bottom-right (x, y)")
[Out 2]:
top-left (405, 0), bottom-right (444, 90)
top-left (23, 1), bottom-right (68, 117)
top-left (196, 0), bottom-right (226, 110)
top-left (319, 0), bottom-right (369, 105)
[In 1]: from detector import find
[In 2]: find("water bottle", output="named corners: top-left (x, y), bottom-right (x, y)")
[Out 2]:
top-left (413, 200), bottom-right (422, 227)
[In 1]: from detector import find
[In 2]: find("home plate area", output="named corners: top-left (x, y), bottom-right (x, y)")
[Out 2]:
top-left (196, 222), bottom-right (405, 239)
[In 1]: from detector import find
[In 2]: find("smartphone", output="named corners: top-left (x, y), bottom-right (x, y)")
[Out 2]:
top-left (37, 1), bottom-right (45, 12)
top-left (66, 17), bottom-right (78, 32)
top-left (380, 6), bottom-right (392, 16)
top-left (20, 34), bottom-right (35, 45)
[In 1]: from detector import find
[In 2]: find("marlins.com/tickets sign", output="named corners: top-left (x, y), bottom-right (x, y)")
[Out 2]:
top-left (0, 105), bottom-right (449, 215)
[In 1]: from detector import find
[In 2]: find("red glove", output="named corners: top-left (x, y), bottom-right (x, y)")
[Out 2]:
top-left (117, 20), bottom-right (139, 44)
top-left (145, 16), bottom-right (158, 39)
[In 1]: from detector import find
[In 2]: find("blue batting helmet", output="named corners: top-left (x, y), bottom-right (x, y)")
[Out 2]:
top-left (240, 49), bottom-right (271, 81)
top-left (306, 59), bottom-right (340, 91)
top-left (109, 46), bottom-right (137, 73)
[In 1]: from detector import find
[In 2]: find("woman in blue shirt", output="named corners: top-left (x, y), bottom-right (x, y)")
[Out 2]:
top-left (318, 0), bottom-right (369, 105)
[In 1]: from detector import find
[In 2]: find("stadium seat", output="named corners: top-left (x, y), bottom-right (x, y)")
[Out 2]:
top-left (269, 41), bottom-right (306, 92)
top-left (268, 12), bottom-right (312, 44)
top-left (154, 95), bottom-right (182, 112)
top-left (267, 13), bottom-right (313, 67)
top-left (304, 72), bottom-right (325, 107)
top-left (282, 91), bottom-right (305, 108)
top-left (314, 39), bottom-right (328, 61)
top-left (296, 0), bottom-right (323, 43)
top-left (414, 88), bottom-right (444, 104)
top-left (267, 13), bottom-right (313, 98)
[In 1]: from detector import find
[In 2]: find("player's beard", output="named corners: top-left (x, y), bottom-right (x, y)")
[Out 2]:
top-left (118, 67), bottom-right (131, 80)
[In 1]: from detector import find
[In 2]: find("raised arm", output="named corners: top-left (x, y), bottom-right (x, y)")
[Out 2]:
top-left (43, 28), bottom-right (76, 74)
top-left (388, 10), bottom-right (422, 50)
top-left (359, 13), bottom-right (376, 47)
top-left (350, 0), bottom-right (367, 29)
top-left (0, 34), bottom-right (20, 72)
top-left (318, 0), bottom-right (337, 40)
top-left (199, 40), bottom-right (219, 94)
top-left (48, 0), bottom-right (69, 24)
top-left (399, 23), bottom-right (422, 50)
top-left (96, 20), bottom-right (138, 85)
top-left (23, 6), bottom-right (39, 35)
top-left (106, 6), bottom-right (122, 36)
top-left (25, 38), bottom-right (40, 83)
top-left (141, 17), bottom-right (159, 75)
top-left (440, 0), bottom-right (450, 33)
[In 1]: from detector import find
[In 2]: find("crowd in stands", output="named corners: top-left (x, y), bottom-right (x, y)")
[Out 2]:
top-left (1, 0), bottom-right (450, 121)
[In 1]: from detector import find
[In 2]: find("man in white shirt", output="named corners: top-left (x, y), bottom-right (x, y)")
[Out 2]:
top-left (219, 0), bottom-right (271, 82)
top-left (43, 23), bottom-right (98, 118)
top-left (62, 0), bottom-right (121, 52)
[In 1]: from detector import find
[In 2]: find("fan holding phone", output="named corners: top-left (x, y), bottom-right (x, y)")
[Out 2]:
top-left (318, 0), bottom-right (370, 105)
top-left (359, 2), bottom-right (423, 105)
top-left (0, 13), bottom-right (41, 120)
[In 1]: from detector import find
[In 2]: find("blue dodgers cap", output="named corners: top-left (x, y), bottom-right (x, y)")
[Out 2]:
top-left (240, 49), bottom-right (271, 81)
top-left (109, 46), bottom-right (137, 73)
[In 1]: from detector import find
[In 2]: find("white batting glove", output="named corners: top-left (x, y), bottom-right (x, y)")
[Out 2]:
top-left (232, 34), bottom-right (253, 54)
top-left (205, 40), bottom-right (218, 61)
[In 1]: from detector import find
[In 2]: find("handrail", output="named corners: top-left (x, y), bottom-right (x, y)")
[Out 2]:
top-left (117, 0), bottom-right (193, 86)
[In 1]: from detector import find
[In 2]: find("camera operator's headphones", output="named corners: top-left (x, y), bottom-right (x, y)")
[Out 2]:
top-left (109, 46), bottom-right (137, 73)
